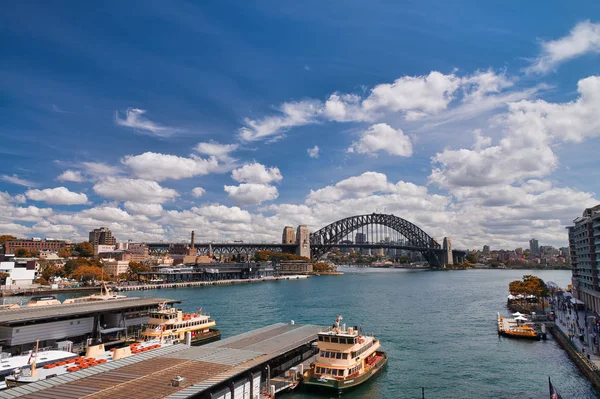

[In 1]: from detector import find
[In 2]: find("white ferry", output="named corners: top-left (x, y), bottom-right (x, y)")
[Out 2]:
top-left (304, 315), bottom-right (387, 391)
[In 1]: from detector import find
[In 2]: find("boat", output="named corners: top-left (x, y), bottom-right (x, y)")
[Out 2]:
top-left (0, 346), bottom-right (77, 389)
top-left (141, 303), bottom-right (221, 345)
top-left (4, 338), bottom-right (173, 388)
top-left (63, 282), bottom-right (127, 304)
top-left (24, 296), bottom-right (61, 307)
top-left (303, 315), bottom-right (387, 391)
top-left (497, 312), bottom-right (541, 340)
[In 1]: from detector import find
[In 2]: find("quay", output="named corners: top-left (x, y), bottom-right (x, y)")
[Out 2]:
top-left (0, 322), bottom-right (324, 399)
top-left (113, 275), bottom-right (310, 292)
top-left (0, 297), bottom-right (179, 354)
top-left (1, 286), bottom-right (100, 297)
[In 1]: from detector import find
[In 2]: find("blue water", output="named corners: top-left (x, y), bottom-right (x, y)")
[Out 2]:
top-left (22, 268), bottom-right (599, 398)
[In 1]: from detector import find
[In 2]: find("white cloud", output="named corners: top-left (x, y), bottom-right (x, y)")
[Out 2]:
top-left (57, 170), bottom-right (85, 183)
top-left (238, 100), bottom-right (322, 142)
top-left (193, 205), bottom-right (252, 223)
top-left (224, 183), bottom-right (279, 205)
top-left (25, 187), bottom-right (89, 205)
top-left (1, 174), bottom-right (36, 187)
top-left (195, 141), bottom-right (239, 162)
top-left (93, 177), bottom-right (178, 204)
top-left (307, 145), bottom-right (320, 159)
top-left (527, 21), bottom-right (600, 74)
top-left (115, 108), bottom-right (180, 137)
top-left (82, 162), bottom-right (121, 177)
top-left (122, 152), bottom-right (219, 181)
top-left (231, 163), bottom-right (283, 184)
top-left (348, 123), bottom-right (413, 157)
top-left (123, 202), bottom-right (164, 217)
top-left (192, 187), bottom-right (206, 198)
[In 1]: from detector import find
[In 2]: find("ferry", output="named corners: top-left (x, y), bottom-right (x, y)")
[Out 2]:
top-left (63, 282), bottom-right (127, 304)
top-left (304, 315), bottom-right (387, 391)
top-left (497, 312), bottom-right (541, 340)
top-left (4, 339), bottom-right (172, 388)
top-left (141, 304), bottom-right (221, 345)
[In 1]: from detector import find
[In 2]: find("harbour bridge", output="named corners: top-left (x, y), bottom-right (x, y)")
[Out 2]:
top-left (146, 213), bottom-right (465, 268)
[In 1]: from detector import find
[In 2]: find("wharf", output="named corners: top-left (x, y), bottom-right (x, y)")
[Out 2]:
top-left (114, 275), bottom-right (309, 292)
top-left (0, 323), bottom-right (324, 399)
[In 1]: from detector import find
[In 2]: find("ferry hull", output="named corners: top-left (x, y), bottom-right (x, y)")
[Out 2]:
top-left (191, 329), bottom-right (221, 345)
top-left (498, 330), bottom-right (541, 340)
top-left (304, 351), bottom-right (388, 391)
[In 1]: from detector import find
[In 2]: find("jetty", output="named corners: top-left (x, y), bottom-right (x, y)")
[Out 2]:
top-left (0, 322), bottom-right (324, 399)
top-left (113, 275), bottom-right (309, 292)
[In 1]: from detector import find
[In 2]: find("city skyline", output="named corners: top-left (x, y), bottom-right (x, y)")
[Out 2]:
top-left (1, 2), bottom-right (599, 249)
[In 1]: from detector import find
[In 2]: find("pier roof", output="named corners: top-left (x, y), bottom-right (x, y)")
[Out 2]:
top-left (0, 323), bottom-right (323, 399)
top-left (0, 298), bottom-right (180, 325)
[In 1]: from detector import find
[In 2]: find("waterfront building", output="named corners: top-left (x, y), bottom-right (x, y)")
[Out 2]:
top-left (279, 260), bottom-right (313, 274)
top-left (483, 245), bottom-right (490, 255)
top-left (529, 238), bottom-right (540, 254)
top-left (3, 238), bottom-right (68, 255)
top-left (139, 262), bottom-right (275, 282)
top-left (515, 247), bottom-right (523, 256)
top-left (102, 259), bottom-right (130, 277)
top-left (94, 244), bottom-right (116, 255)
top-left (89, 227), bottom-right (116, 252)
top-left (0, 255), bottom-right (36, 286)
top-left (568, 204), bottom-right (600, 313)
top-left (282, 226), bottom-right (296, 244)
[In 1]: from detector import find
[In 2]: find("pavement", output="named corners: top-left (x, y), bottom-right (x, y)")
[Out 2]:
top-left (553, 300), bottom-right (600, 369)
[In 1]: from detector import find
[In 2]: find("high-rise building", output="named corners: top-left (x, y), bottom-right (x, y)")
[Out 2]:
top-left (515, 247), bottom-right (523, 256)
top-left (568, 204), bottom-right (600, 313)
top-left (355, 233), bottom-right (367, 244)
top-left (89, 227), bottom-right (116, 252)
top-left (483, 245), bottom-right (490, 255)
top-left (282, 226), bottom-right (296, 244)
top-left (529, 238), bottom-right (539, 254)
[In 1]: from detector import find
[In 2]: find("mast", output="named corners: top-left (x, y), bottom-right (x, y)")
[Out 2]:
top-left (31, 339), bottom-right (39, 376)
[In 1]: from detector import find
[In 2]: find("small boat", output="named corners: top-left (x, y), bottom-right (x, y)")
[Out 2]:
top-left (141, 303), bottom-right (221, 345)
top-left (304, 315), bottom-right (387, 391)
top-left (497, 312), bottom-right (540, 340)
top-left (24, 296), bottom-right (61, 307)
top-left (63, 282), bottom-right (127, 304)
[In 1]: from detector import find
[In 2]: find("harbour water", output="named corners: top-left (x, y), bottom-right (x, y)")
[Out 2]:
top-left (22, 268), bottom-right (600, 398)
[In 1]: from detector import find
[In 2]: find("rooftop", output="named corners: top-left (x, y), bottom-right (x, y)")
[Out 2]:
top-left (0, 323), bottom-right (323, 399)
top-left (0, 298), bottom-right (180, 326)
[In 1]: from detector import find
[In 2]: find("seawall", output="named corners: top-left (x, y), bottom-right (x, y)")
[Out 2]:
top-left (550, 325), bottom-right (600, 391)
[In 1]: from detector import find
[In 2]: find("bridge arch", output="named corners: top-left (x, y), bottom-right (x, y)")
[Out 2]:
top-left (309, 213), bottom-right (443, 267)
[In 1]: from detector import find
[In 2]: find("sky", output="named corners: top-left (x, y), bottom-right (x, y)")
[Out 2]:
top-left (1, 0), bottom-right (599, 250)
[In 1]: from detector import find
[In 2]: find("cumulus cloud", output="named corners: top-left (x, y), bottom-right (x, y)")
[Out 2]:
top-left (93, 177), bottom-right (178, 204)
top-left (348, 123), bottom-right (413, 157)
top-left (115, 108), bottom-right (180, 137)
top-left (192, 187), bottom-right (206, 198)
top-left (123, 202), bottom-right (164, 217)
top-left (224, 183), bottom-right (279, 205)
top-left (25, 187), bottom-right (89, 205)
top-left (82, 162), bottom-right (121, 177)
top-left (1, 174), bottom-right (36, 187)
top-left (231, 163), bottom-right (283, 184)
top-left (121, 152), bottom-right (219, 181)
top-left (527, 20), bottom-right (600, 74)
top-left (57, 170), bottom-right (85, 183)
top-left (193, 205), bottom-right (252, 223)
top-left (238, 100), bottom-right (322, 142)
top-left (307, 145), bottom-right (320, 159)
top-left (195, 141), bottom-right (239, 162)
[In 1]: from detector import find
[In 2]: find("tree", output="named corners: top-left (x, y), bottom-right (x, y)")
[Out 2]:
top-left (71, 265), bottom-right (104, 282)
top-left (399, 255), bottom-right (410, 264)
top-left (74, 242), bottom-right (94, 257)
top-left (466, 253), bottom-right (479, 264)
top-left (128, 261), bottom-right (151, 280)
top-left (0, 235), bottom-right (16, 244)
top-left (58, 246), bottom-right (72, 258)
top-left (14, 248), bottom-right (30, 257)
top-left (39, 261), bottom-right (64, 281)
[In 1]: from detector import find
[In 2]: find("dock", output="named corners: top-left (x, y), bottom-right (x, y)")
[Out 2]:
top-left (0, 323), bottom-right (324, 399)
top-left (114, 275), bottom-right (310, 292)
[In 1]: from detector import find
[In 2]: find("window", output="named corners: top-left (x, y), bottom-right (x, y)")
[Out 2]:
top-left (339, 338), bottom-right (346, 344)
top-left (332, 369), bottom-right (337, 376)
top-left (336, 353), bottom-right (342, 359)
top-left (331, 337), bottom-right (339, 343)
top-left (318, 336), bottom-right (323, 341)
top-left (323, 336), bottom-right (330, 342)
top-left (342, 353), bottom-right (348, 359)
top-left (320, 352), bottom-right (325, 357)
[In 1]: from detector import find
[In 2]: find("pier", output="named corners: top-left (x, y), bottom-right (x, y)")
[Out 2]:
top-left (113, 275), bottom-right (310, 292)
top-left (0, 323), bottom-right (323, 399)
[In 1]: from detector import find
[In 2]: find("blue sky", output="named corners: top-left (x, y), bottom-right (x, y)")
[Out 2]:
top-left (1, 1), bottom-right (599, 249)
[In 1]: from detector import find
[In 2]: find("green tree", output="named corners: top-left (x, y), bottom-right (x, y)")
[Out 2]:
top-left (398, 255), bottom-right (410, 264)
top-left (58, 246), bottom-right (72, 258)
top-left (14, 248), bottom-right (30, 257)
top-left (466, 253), bottom-right (479, 264)
top-left (74, 242), bottom-right (94, 257)
top-left (39, 261), bottom-right (65, 281)
top-left (128, 261), bottom-right (151, 280)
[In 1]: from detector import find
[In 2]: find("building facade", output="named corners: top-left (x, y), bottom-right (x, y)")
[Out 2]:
top-left (89, 227), bottom-right (117, 251)
top-left (569, 204), bottom-right (600, 313)
top-left (3, 239), bottom-right (68, 255)
top-left (529, 238), bottom-right (540, 254)
top-left (282, 226), bottom-right (296, 244)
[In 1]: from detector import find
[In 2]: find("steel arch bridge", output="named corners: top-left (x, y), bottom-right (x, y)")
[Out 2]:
top-left (310, 213), bottom-right (444, 267)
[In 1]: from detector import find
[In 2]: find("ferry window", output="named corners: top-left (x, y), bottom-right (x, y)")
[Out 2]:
top-left (353, 338), bottom-right (357, 344)
top-left (320, 352), bottom-right (325, 357)
top-left (323, 336), bottom-right (330, 342)
top-left (336, 353), bottom-right (342, 359)
top-left (342, 354), bottom-right (348, 359)
top-left (318, 336), bottom-right (323, 341)
top-left (339, 338), bottom-right (346, 344)
top-left (331, 337), bottom-right (339, 343)
top-left (332, 369), bottom-right (337, 376)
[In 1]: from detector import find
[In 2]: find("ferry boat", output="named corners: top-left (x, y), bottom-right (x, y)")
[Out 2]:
top-left (63, 282), bottom-right (127, 304)
top-left (497, 312), bottom-right (541, 340)
top-left (0, 347), bottom-right (77, 389)
top-left (141, 304), bottom-right (221, 345)
top-left (304, 315), bottom-right (387, 391)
